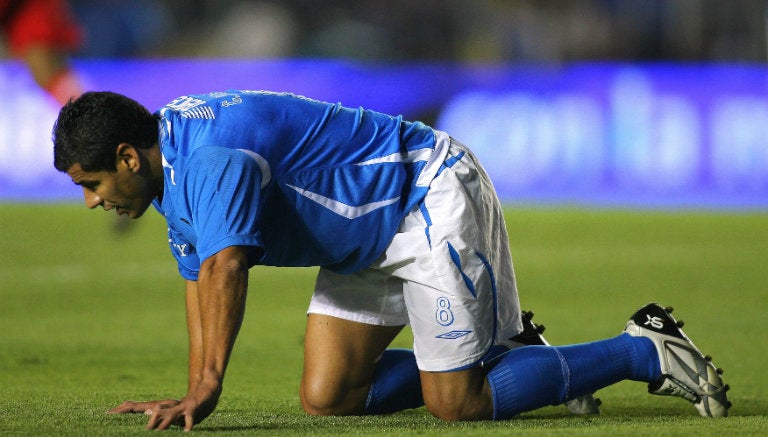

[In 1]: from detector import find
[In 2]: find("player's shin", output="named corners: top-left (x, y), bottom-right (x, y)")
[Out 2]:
top-left (486, 334), bottom-right (658, 419)
top-left (364, 349), bottom-right (424, 414)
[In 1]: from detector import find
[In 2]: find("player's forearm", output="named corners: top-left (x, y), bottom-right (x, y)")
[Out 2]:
top-left (196, 246), bottom-right (250, 386)
top-left (185, 280), bottom-right (204, 393)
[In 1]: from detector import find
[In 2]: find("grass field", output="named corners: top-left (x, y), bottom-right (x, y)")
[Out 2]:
top-left (1, 203), bottom-right (766, 436)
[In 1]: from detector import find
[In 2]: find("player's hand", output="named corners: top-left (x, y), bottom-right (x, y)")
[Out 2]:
top-left (108, 398), bottom-right (181, 415)
top-left (144, 380), bottom-right (222, 431)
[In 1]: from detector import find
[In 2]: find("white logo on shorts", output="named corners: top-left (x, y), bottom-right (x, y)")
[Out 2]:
top-left (435, 330), bottom-right (472, 340)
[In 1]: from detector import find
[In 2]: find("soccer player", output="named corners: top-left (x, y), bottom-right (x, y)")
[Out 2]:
top-left (0, 0), bottom-right (84, 105)
top-left (52, 91), bottom-right (730, 431)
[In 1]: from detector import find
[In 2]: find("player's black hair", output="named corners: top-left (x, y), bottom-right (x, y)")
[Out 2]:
top-left (52, 91), bottom-right (159, 172)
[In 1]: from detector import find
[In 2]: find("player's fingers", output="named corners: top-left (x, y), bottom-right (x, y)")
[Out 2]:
top-left (158, 399), bottom-right (182, 409)
top-left (184, 411), bottom-right (195, 432)
top-left (108, 401), bottom-right (145, 414)
top-left (106, 401), bottom-right (130, 413)
top-left (155, 411), bottom-right (183, 431)
top-left (144, 412), bottom-right (158, 430)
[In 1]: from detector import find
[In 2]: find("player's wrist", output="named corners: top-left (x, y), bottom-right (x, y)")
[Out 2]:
top-left (192, 374), bottom-right (223, 396)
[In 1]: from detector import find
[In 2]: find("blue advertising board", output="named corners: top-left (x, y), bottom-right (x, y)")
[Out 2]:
top-left (437, 64), bottom-right (768, 208)
top-left (1, 59), bottom-right (766, 208)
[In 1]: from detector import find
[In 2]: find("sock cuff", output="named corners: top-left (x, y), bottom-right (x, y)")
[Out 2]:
top-left (487, 346), bottom-right (564, 420)
top-left (486, 360), bottom-right (517, 420)
top-left (621, 333), bottom-right (661, 381)
top-left (363, 349), bottom-right (423, 415)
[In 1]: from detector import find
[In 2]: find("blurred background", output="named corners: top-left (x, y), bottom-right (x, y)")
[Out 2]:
top-left (50, 0), bottom-right (768, 61)
top-left (2, 0), bottom-right (768, 208)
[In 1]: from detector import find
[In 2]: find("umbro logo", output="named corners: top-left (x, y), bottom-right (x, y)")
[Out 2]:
top-left (644, 315), bottom-right (664, 330)
top-left (436, 330), bottom-right (472, 340)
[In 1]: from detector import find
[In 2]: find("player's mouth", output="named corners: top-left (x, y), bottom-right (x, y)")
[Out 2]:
top-left (105, 201), bottom-right (126, 215)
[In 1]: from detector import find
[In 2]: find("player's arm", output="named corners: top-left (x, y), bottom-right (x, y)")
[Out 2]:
top-left (185, 279), bottom-right (203, 394)
top-left (146, 245), bottom-right (250, 431)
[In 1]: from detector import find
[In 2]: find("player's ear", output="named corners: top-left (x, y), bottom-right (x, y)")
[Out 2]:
top-left (115, 143), bottom-right (141, 173)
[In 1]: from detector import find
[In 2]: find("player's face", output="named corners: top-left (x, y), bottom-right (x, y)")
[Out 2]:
top-left (67, 163), bottom-right (156, 219)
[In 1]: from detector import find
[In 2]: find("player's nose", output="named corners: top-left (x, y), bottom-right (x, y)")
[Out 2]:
top-left (83, 189), bottom-right (102, 209)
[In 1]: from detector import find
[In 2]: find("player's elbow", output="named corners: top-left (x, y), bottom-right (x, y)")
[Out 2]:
top-left (201, 246), bottom-right (250, 277)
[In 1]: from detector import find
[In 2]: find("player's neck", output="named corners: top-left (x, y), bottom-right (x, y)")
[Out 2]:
top-left (143, 143), bottom-right (165, 201)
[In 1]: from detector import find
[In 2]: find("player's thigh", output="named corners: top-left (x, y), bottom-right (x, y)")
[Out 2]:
top-left (300, 313), bottom-right (403, 414)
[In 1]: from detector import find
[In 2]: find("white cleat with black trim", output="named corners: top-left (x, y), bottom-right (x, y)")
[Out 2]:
top-left (624, 303), bottom-right (731, 417)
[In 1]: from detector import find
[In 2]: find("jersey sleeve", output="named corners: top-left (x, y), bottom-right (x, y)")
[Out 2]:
top-left (167, 225), bottom-right (201, 280)
top-left (180, 146), bottom-right (265, 272)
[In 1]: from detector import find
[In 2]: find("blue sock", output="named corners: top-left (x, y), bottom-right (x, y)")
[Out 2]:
top-left (364, 349), bottom-right (424, 414)
top-left (487, 333), bottom-right (660, 419)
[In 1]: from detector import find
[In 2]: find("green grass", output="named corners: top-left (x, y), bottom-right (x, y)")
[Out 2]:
top-left (1, 204), bottom-right (766, 436)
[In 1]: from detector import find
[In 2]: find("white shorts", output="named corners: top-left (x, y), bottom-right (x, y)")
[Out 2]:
top-left (307, 132), bottom-right (522, 371)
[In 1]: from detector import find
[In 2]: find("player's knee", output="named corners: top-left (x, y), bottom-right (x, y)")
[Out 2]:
top-left (300, 382), bottom-right (340, 416)
top-left (300, 395), bottom-right (336, 416)
top-left (300, 379), bottom-right (364, 416)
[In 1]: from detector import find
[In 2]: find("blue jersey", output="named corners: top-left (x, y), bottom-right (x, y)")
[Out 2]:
top-left (152, 90), bottom-right (441, 280)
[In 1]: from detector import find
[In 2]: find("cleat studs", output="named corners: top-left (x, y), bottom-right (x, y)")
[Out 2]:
top-left (676, 320), bottom-right (685, 328)
top-left (594, 398), bottom-right (602, 407)
top-left (724, 384), bottom-right (730, 392)
top-left (726, 401), bottom-right (733, 408)
top-left (665, 306), bottom-right (674, 313)
top-left (536, 324), bottom-right (546, 334)
top-left (717, 368), bottom-right (724, 375)
top-left (705, 355), bottom-right (712, 361)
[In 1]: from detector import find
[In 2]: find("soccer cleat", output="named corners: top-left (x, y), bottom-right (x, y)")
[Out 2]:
top-left (508, 310), bottom-right (548, 347)
top-left (509, 311), bottom-right (602, 415)
top-left (623, 303), bottom-right (731, 417)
